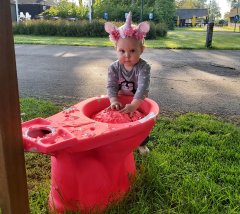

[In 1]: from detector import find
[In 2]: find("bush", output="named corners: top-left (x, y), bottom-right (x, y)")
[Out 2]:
top-left (155, 22), bottom-right (168, 37)
top-left (13, 19), bottom-right (108, 37)
top-left (146, 21), bottom-right (156, 39)
top-left (36, 20), bottom-right (58, 35)
top-left (13, 19), bottom-right (167, 39)
top-left (82, 20), bottom-right (107, 37)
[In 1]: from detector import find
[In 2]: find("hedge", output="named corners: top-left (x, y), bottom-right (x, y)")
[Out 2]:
top-left (13, 19), bottom-right (168, 39)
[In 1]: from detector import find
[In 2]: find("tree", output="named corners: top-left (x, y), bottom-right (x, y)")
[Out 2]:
top-left (208, 0), bottom-right (221, 21)
top-left (176, 0), bottom-right (207, 8)
top-left (227, 0), bottom-right (239, 8)
top-left (154, 0), bottom-right (175, 29)
top-left (42, 0), bottom-right (87, 18)
top-left (93, 0), bottom-right (176, 29)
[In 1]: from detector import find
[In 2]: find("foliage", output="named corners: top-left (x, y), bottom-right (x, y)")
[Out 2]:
top-left (13, 19), bottom-right (108, 37)
top-left (107, 113), bottom-right (240, 213)
top-left (20, 98), bottom-right (59, 213)
top-left (12, 19), bottom-right (167, 39)
top-left (26, 154), bottom-right (51, 214)
top-left (218, 19), bottom-right (228, 26)
top-left (35, 0), bottom-right (176, 30)
top-left (155, 22), bottom-right (168, 37)
top-left (94, 1), bottom-right (140, 22)
top-left (154, 0), bottom-right (175, 30)
top-left (146, 21), bottom-right (156, 39)
top-left (208, 0), bottom-right (221, 21)
top-left (20, 97), bottom-right (60, 121)
top-left (41, 0), bottom-right (87, 19)
top-left (145, 21), bottom-right (168, 39)
top-left (227, 0), bottom-right (240, 8)
top-left (93, 0), bottom-right (176, 30)
top-left (176, 0), bottom-right (207, 8)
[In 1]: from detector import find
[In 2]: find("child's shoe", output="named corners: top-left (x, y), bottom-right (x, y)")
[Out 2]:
top-left (138, 146), bottom-right (150, 156)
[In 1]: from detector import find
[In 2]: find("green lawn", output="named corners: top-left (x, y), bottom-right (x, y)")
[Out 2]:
top-left (20, 98), bottom-right (240, 214)
top-left (175, 26), bottom-right (237, 32)
top-left (14, 27), bottom-right (240, 49)
top-left (147, 31), bottom-right (240, 49)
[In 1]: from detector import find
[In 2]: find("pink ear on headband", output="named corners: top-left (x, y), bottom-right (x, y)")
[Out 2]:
top-left (104, 22), bottom-right (117, 34)
top-left (104, 22), bottom-right (120, 41)
top-left (104, 12), bottom-right (150, 42)
top-left (137, 21), bottom-right (150, 34)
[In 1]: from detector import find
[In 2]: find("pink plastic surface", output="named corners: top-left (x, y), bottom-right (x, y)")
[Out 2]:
top-left (22, 95), bottom-right (159, 213)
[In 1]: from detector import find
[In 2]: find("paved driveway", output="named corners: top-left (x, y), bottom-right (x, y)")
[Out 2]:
top-left (15, 45), bottom-right (240, 117)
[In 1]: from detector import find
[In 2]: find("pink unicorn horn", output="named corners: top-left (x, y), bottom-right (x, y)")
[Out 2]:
top-left (125, 12), bottom-right (132, 29)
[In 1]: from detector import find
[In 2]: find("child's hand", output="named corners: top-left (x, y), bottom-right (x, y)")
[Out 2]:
top-left (110, 100), bottom-right (123, 110)
top-left (120, 104), bottom-right (137, 116)
top-left (120, 99), bottom-right (142, 116)
top-left (109, 97), bottom-right (123, 110)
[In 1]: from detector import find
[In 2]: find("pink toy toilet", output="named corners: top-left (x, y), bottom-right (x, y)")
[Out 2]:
top-left (22, 95), bottom-right (159, 213)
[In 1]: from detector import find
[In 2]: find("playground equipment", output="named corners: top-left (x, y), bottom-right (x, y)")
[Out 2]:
top-left (22, 95), bottom-right (159, 213)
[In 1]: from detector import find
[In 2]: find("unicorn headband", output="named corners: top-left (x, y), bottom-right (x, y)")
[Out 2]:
top-left (104, 12), bottom-right (150, 43)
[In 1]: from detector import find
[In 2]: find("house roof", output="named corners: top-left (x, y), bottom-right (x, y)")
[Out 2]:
top-left (176, 9), bottom-right (208, 19)
top-left (10, 0), bottom-right (56, 6)
top-left (228, 7), bottom-right (240, 17)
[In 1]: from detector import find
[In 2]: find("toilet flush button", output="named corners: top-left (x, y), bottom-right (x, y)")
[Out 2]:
top-left (26, 126), bottom-right (55, 139)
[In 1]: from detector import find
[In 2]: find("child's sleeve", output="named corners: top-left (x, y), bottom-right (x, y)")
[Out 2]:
top-left (134, 63), bottom-right (151, 100)
top-left (107, 64), bottom-right (119, 98)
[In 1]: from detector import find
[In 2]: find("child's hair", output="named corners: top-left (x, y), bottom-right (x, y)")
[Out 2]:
top-left (114, 37), bottom-right (145, 49)
top-left (104, 12), bottom-right (150, 44)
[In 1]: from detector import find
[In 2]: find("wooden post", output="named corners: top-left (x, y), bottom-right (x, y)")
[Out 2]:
top-left (205, 22), bottom-right (214, 48)
top-left (0, 0), bottom-right (30, 213)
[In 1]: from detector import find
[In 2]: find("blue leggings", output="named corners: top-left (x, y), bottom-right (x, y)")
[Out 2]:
top-left (140, 136), bottom-right (149, 146)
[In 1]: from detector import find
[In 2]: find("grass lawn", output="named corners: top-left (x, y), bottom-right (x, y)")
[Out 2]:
top-left (14, 27), bottom-right (240, 49)
top-left (20, 98), bottom-right (240, 214)
top-left (175, 26), bottom-right (237, 32)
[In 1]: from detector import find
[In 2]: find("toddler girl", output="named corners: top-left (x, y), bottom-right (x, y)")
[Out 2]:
top-left (104, 12), bottom-right (151, 156)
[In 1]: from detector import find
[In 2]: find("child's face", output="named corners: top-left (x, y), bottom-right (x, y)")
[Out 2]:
top-left (115, 38), bottom-right (144, 69)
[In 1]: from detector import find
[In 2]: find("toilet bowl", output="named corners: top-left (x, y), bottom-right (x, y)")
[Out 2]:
top-left (22, 95), bottom-right (159, 213)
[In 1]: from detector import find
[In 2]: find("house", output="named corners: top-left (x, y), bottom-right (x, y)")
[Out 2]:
top-left (227, 7), bottom-right (240, 23)
top-left (176, 8), bottom-right (208, 27)
top-left (10, 0), bottom-right (56, 21)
